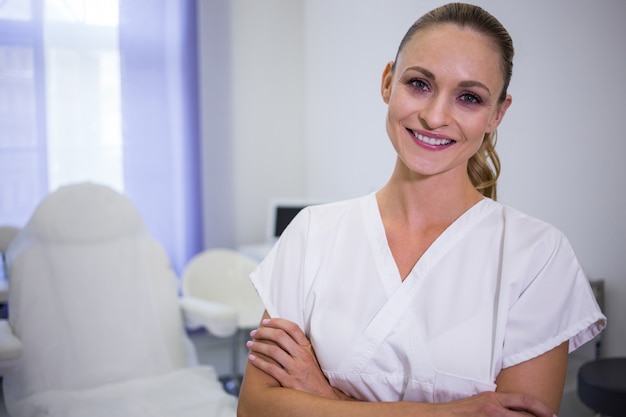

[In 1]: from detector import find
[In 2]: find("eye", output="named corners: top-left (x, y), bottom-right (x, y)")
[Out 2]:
top-left (406, 78), bottom-right (430, 92)
top-left (459, 92), bottom-right (483, 105)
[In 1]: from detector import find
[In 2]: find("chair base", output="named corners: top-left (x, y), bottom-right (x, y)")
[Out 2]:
top-left (219, 374), bottom-right (244, 396)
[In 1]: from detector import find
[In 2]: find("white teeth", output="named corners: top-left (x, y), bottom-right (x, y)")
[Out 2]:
top-left (414, 131), bottom-right (453, 146)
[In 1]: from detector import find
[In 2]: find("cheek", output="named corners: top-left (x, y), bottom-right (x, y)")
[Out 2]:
top-left (385, 103), bottom-right (408, 155)
top-left (460, 112), bottom-right (492, 140)
top-left (385, 109), bottom-right (400, 148)
top-left (387, 92), bottom-right (418, 124)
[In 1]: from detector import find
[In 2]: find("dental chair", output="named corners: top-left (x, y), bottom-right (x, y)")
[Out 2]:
top-left (181, 248), bottom-right (264, 395)
top-left (0, 183), bottom-right (237, 417)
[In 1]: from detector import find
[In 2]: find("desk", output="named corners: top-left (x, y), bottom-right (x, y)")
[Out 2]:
top-left (578, 357), bottom-right (626, 417)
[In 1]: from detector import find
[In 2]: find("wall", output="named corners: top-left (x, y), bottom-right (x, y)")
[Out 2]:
top-left (230, 0), bottom-right (306, 245)
top-left (301, 0), bottom-right (626, 357)
top-left (198, 0), bottom-right (626, 356)
top-left (198, 0), bottom-right (306, 247)
top-left (198, 0), bottom-right (236, 248)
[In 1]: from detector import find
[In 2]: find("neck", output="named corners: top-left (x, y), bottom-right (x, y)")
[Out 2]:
top-left (377, 158), bottom-right (484, 227)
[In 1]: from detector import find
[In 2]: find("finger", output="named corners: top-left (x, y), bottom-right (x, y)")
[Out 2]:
top-left (252, 326), bottom-right (303, 357)
top-left (246, 339), bottom-right (281, 367)
top-left (497, 392), bottom-right (555, 417)
top-left (247, 350), bottom-right (290, 383)
top-left (247, 338), bottom-right (294, 369)
top-left (261, 318), bottom-right (311, 346)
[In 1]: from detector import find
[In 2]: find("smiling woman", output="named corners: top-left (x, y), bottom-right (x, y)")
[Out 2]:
top-left (381, 24), bottom-right (511, 199)
top-left (237, 3), bottom-right (605, 417)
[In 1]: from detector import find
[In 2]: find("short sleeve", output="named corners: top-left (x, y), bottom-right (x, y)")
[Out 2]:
top-left (249, 208), bottom-right (311, 330)
top-left (502, 230), bottom-right (606, 368)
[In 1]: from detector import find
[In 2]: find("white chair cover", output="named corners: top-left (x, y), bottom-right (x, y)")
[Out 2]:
top-left (182, 249), bottom-right (263, 330)
top-left (4, 183), bottom-right (236, 416)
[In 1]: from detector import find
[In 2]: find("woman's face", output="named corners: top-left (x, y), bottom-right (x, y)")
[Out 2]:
top-left (381, 24), bottom-right (511, 181)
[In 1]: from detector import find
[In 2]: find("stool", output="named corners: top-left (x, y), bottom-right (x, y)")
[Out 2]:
top-left (578, 357), bottom-right (626, 417)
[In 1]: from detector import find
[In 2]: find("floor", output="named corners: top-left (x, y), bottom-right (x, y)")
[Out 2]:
top-left (0, 331), bottom-right (597, 417)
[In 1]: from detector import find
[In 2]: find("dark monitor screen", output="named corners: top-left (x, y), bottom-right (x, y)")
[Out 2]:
top-left (273, 206), bottom-right (306, 238)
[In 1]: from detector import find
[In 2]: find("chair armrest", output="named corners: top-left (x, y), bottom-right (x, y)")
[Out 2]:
top-left (179, 296), bottom-right (238, 338)
top-left (0, 319), bottom-right (22, 363)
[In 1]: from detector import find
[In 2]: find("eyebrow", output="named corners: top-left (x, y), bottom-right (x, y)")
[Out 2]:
top-left (459, 80), bottom-right (491, 95)
top-left (404, 65), bottom-right (492, 96)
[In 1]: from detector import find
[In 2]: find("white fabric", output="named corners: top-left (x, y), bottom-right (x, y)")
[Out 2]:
top-left (6, 239), bottom-right (189, 393)
top-left (4, 183), bottom-right (236, 416)
top-left (251, 192), bottom-right (606, 403)
top-left (8, 367), bottom-right (237, 417)
top-left (179, 296), bottom-right (239, 337)
top-left (182, 249), bottom-right (263, 330)
top-left (0, 320), bottom-right (21, 361)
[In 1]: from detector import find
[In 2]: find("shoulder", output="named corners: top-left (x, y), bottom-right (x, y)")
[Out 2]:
top-left (484, 200), bottom-right (580, 281)
top-left (488, 200), bottom-right (570, 248)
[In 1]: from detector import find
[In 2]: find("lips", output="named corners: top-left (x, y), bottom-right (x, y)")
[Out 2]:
top-left (411, 130), bottom-right (454, 146)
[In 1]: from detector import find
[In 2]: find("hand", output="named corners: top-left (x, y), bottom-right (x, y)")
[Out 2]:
top-left (437, 391), bottom-right (557, 417)
top-left (246, 318), bottom-right (350, 400)
top-left (246, 320), bottom-right (555, 417)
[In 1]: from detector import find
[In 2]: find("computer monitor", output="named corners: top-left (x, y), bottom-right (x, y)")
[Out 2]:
top-left (266, 199), bottom-right (318, 243)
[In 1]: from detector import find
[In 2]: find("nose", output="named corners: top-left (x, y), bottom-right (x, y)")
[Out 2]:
top-left (418, 93), bottom-right (450, 130)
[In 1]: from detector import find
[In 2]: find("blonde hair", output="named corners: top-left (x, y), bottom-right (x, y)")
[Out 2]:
top-left (394, 3), bottom-right (513, 200)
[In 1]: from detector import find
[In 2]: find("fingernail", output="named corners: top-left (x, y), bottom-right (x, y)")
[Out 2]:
top-left (250, 329), bottom-right (257, 337)
top-left (248, 354), bottom-right (256, 361)
top-left (246, 340), bottom-right (253, 348)
top-left (262, 319), bottom-right (270, 325)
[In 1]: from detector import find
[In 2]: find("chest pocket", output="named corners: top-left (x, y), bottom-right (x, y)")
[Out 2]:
top-left (431, 370), bottom-right (496, 402)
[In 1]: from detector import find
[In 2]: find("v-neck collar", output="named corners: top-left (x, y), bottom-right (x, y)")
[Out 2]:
top-left (362, 192), bottom-right (496, 296)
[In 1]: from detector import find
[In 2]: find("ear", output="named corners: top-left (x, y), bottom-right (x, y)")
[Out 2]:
top-left (381, 61), bottom-right (394, 104)
top-left (486, 94), bottom-right (512, 133)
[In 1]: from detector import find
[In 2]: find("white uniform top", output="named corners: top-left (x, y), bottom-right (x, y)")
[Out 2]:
top-left (250, 193), bottom-right (606, 403)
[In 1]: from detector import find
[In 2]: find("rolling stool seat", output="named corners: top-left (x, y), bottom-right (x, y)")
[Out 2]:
top-left (578, 357), bottom-right (626, 417)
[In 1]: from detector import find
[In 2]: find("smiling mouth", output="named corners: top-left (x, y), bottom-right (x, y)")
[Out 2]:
top-left (411, 130), bottom-right (454, 146)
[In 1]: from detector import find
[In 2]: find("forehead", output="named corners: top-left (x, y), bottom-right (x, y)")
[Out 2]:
top-left (397, 24), bottom-right (503, 87)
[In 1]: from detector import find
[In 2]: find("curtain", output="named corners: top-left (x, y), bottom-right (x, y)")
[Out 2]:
top-left (119, 0), bottom-right (203, 273)
top-left (0, 0), bottom-right (202, 274)
top-left (0, 1), bottom-right (48, 230)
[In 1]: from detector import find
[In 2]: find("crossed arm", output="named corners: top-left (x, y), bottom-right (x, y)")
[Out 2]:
top-left (237, 311), bottom-right (567, 417)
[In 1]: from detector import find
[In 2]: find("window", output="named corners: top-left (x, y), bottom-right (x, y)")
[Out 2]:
top-left (0, 1), bottom-right (46, 227)
top-left (43, 0), bottom-right (124, 192)
top-left (0, 0), bottom-right (203, 273)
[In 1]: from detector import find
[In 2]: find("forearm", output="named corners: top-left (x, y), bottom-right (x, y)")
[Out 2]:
top-left (239, 315), bottom-right (560, 417)
top-left (237, 364), bottom-right (555, 417)
top-left (237, 383), bottom-right (558, 417)
top-left (237, 385), bottom-right (433, 417)
top-left (237, 357), bottom-right (433, 417)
